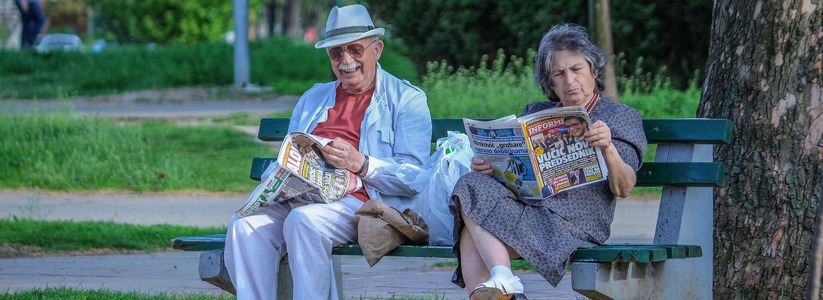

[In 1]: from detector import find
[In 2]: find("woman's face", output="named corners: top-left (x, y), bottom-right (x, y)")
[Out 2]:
top-left (549, 50), bottom-right (596, 107)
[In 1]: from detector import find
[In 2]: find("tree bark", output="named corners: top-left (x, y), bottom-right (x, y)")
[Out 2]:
top-left (697, 0), bottom-right (823, 298)
top-left (594, 0), bottom-right (618, 101)
top-left (283, 0), bottom-right (302, 39)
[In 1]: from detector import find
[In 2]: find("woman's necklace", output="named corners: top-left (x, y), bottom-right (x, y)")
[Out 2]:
top-left (559, 91), bottom-right (600, 115)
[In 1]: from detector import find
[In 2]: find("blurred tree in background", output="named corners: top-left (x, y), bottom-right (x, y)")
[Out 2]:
top-left (4, 0), bottom-right (711, 91)
top-left (364, 0), bottom-right (712, 90)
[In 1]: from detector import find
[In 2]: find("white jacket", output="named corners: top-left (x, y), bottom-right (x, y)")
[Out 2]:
top-left (287, 64), bottom-right (433, 203)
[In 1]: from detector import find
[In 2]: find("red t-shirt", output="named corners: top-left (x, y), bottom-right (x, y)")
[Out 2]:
top-left (310, 84), bottom-right (374, 202)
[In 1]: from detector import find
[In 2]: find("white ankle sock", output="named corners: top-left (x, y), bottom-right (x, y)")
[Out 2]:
top-left (489, 265), bottom-right (524, 293)
top-left (490, 265), bottom-right (514, 279)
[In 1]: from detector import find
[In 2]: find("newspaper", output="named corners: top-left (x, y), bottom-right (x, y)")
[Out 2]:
top-left (236, 132), bottom-right (363, 217)
top-left (463, 106), bottom-right (608, 199)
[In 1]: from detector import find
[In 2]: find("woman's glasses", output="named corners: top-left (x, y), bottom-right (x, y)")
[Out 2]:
top-left (327, 40), bottom-right (377, 62)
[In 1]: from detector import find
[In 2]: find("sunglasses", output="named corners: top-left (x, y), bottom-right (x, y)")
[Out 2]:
top-left (327, 40), bottom-right (378, 62)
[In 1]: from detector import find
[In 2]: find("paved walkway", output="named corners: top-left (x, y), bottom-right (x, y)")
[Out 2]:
top-left (0, 190), bottom-right (659, 299)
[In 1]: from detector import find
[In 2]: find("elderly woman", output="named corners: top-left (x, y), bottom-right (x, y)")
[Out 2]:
top-left (450, 24), bottom-right (647, 300)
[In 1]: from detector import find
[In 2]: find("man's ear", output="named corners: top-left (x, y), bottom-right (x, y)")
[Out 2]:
top-left (374, 40), bottom-right (384, 60)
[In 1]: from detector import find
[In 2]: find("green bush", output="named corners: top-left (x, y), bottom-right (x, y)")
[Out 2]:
top-left (421, 50), bottom-right (700, 119)
top-left (364, 0), bottom-right (712, 90)
top-left (88, 0), bottom-right (266, 44)
top-left (0, 37), bottom-right (419, 99)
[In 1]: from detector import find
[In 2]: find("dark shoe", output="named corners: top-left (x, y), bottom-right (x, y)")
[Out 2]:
top-left (469, 275), bottom-right (527, 300)
top-left (469, 287), bottom-right (528, 300)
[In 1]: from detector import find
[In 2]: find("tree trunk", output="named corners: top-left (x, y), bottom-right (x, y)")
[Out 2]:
top-left (594, 0), bottom-right (618, 101)
top-left (283, 0), bottom-right (302, 39)
top-left (266, 0), bottom-right (277, 37)
top-left (697, 0), bottom-right (823, 298)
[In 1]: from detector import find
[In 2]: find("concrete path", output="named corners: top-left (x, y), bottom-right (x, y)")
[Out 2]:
top-left (0, 189), bottom-right (659, 299)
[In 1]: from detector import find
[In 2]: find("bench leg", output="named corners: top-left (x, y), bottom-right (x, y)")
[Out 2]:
top-left (199, 250), bottom-right (235, 294)
top-left (571, 262), bottom-right (675, 300)
top-left (199, 249), bottom-right (295, 299)
top-left (333, 255), bottom-right (343, 298)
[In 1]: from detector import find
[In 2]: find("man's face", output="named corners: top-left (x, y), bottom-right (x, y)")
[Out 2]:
top-left (327, 37), bottom-right (383, 93)
top-left (565, 119), bottom-right (586, 138)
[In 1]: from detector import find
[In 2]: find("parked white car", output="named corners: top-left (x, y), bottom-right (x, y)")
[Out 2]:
top-left (35, 34), bottom-right (83, 53)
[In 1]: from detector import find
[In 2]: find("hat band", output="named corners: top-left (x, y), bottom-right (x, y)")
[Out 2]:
top-left (325, 25), bottom-right (375, 38)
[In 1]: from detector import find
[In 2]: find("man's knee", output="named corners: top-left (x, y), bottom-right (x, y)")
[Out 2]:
top-left (283, 207), bottom-right (317, 234)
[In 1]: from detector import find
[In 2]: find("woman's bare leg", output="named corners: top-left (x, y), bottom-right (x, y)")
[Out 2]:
top-left (459, 227), bottom-right (491, 295)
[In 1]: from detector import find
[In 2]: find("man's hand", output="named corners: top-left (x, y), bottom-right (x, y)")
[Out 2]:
top-left (320, 137), bottom-right (364, 173)
top-left (470, 156), bottom-right (493, 175)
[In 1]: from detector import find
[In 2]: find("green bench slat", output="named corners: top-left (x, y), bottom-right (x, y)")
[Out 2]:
top-left (257, 118), bottom-right (290, 141)
top-left (331, 243), bottom-right (454, 258)
top-left (571, 244), bottom-right (702, 263)
top-left (172, 234), bottom-right (701, 264)
top-left (258, 118), bottom-right (733, 145)
top-left (642, 118), bottom-right (732, 144)
top-left (634, 162), bottom-right (725, 187)
top-left (251, 157), bottom-right (725, 187)
top-left (171, 234), bottom-right (230, 251)
top-left (258, 118), bottom-right (471, 143)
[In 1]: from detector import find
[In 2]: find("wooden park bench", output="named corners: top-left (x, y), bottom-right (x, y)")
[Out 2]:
top-left (172, 117), bottom-right (732, 299)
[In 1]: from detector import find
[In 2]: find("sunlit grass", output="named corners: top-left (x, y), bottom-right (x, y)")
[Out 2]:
top-left (0, 109), bottom-right (270, 192)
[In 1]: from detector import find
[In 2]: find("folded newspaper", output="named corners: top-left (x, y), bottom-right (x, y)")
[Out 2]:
top-left (463, 106), bottom-right (608, 199)
top-left (236, 132), bottom-right (363, 217)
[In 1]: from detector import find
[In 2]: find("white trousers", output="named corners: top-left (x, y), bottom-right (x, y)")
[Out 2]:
top-left (225, 196), bottom-right (363, 300)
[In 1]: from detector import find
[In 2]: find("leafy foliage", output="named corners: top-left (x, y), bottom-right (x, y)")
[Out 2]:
top-left (364, 0), bottom-right (712, 89)
top-left (88, 0), bottom-right (266, 44)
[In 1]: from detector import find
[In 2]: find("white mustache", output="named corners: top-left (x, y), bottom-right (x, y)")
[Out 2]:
top-left (338, 62), bottom-right (361, 72)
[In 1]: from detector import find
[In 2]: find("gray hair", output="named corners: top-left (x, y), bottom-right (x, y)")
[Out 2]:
top-left (534, 24), bottom-right (606, 102)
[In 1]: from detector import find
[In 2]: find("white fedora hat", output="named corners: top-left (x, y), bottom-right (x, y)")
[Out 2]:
top-left (314, 4), bottom-right (385, 49)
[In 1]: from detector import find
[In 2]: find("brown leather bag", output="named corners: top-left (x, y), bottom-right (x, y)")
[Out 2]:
top-left (355, 199), bottom-right (429, 266)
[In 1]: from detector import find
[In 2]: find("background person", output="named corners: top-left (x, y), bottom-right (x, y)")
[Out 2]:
top-left (449, 23), bottom-right (647, 299)
top-left (223, 4), bottom-right (432, 299)
top-left (13, 0), bottom-right (46, 49)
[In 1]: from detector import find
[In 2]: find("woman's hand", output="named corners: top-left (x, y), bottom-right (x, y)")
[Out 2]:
top-left (585, 120), bottom-right (637, 197)
top-left (320, 138), bottom-right (365, 172)
top-left (471, 156), bottom-right (493, 175)
top-left (584, 120), bottom-right (614, 150)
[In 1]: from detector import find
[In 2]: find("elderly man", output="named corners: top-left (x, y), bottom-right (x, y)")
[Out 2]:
top-left (224, 4), bottom-right (432, 300)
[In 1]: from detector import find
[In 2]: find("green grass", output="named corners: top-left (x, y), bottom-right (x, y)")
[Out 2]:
top-left (0, 109), bottom-right (270, 192)
top-left (0, 218), bottom-right (223, 254)
top-left (0, 37), bottom-right (419, 99)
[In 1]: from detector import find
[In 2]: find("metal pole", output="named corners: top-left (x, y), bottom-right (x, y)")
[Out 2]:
top-left (233, 0), bottom-right (250, 87)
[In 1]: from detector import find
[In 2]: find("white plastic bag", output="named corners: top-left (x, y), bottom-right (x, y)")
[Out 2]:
top-left (395, 131), bottom-right (474, 246)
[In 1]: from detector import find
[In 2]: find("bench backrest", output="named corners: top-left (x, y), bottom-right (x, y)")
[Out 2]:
top-left (251, 118), bottom-right (732, 188)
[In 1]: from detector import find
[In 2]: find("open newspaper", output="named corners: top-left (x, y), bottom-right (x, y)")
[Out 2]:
top-left (236, 132), bottom-right (363, 217)
top-left (463, 106), bottom-right (608, 199)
